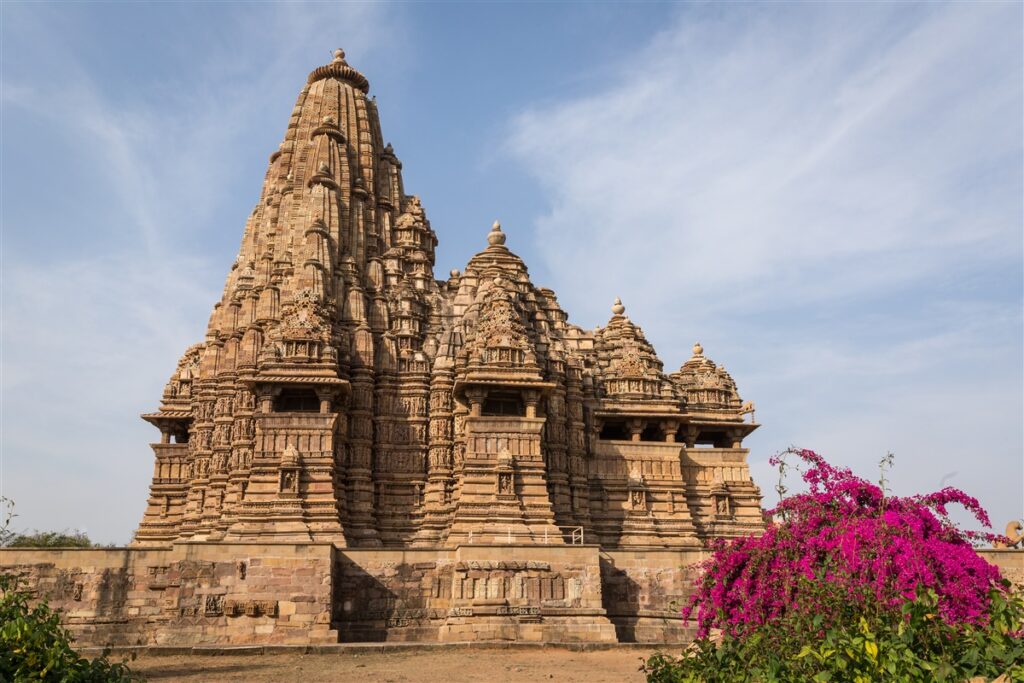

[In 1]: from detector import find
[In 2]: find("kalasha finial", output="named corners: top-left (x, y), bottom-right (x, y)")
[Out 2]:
top-left (611, 297), bottom-right (625, 316)
top-left (333, 48), bottom-right (346, 63)
top-left (487, 220), bottom-right (506, 246)
top-left (692, 341), bottom-right (704, 357)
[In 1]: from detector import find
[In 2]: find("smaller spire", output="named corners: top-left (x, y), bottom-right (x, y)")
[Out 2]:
top-left (487, 220), bottom-right (506, 246)
top-left (611, 297), bottom-right (625, 316)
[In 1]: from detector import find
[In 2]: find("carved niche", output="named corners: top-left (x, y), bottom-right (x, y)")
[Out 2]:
top-left (279, 444), bottom-right (301, 497)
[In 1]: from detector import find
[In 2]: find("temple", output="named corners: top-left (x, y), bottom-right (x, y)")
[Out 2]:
top-left (0, 51), bottom-right (767, 647)
top-left (134, 50), bottom-right (762, 551)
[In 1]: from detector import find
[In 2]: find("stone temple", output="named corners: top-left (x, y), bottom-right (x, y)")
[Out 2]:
top-left (134, 49), bottom-right (762, 551)
top-left (0, 51), bottom-right (768, 646)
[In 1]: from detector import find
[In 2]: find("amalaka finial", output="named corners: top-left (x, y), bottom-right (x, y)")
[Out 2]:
top-left (692, 342), bottom-right (704, 357)
top-left (487, 220), bottom-right (506, 246)
top-left (611, 297), bottom-right (625, 316)
top-left (333, 48), bottom-right (346, 63)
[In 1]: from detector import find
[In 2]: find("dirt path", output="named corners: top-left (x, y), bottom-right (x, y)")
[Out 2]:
top-left (128, 647), bottom-right (660, 682)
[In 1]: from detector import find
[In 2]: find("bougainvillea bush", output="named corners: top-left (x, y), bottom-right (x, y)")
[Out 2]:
top-left (645, 449), bottom-right (1024, 682)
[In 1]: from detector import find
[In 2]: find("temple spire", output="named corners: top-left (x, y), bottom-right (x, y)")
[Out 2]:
top-left (134, 50), bottom-right (761, 560)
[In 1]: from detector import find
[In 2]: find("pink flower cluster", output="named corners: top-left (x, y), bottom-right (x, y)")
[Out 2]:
top-left (685, 449), bottom-right (1003, 638)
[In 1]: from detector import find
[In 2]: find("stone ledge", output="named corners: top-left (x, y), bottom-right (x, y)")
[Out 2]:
top-left (79, 641), bottom-right (670, 657)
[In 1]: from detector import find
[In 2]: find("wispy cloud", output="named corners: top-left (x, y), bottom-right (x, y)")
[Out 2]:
top-left (509, 3), bottom-right (1020, 319)
top-left (506, 3), bottom-right (1023, 529)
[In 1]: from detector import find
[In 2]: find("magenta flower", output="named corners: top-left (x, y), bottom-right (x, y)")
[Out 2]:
top-left (684, 449), bottom-right (1004, 638)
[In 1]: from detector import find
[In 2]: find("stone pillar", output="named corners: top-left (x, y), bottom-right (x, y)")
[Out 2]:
top-left (565, 363), bottom-right (592, 530)
top-left (347, 365), bottom-right (380, 546)
top-left (660, 420), bottom-right (678, 443)
top-left (627, 418), bottom-right (644, 442)
top-left (418, 367), bottom-right (455, 546)
top-left (177, 380), bottom-right (217, 539)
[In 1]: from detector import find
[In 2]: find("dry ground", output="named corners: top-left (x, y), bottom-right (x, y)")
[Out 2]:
top-left (127, 646), bottom-right (660, 682)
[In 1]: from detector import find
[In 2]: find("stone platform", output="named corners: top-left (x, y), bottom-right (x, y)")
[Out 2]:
top-left (3, 545), bottom-right (1017, 649)
top-left (0, 543), bottom-right (708, 648)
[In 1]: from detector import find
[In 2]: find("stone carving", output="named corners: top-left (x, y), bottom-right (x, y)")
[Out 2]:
top-left (204, 595), bottom-right (224, 616)
top-left (147, 565), bottom-right (171, 589)
top-left (223, 599), bottom-right (279, 618)
top-left (994, 521), bottom-right (1024, 548)
top-left (133, 49), bottom-right (763, 552)
top-left (711, 477), bottom-right (732, 519)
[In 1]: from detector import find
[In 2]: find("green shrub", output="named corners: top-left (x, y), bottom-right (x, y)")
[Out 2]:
top-left (645, 583), bottom-right (1024, 682)
top-left (0, 573), bottom-right (139, 682)
top-left (6, 532), bottom-right (95, 549)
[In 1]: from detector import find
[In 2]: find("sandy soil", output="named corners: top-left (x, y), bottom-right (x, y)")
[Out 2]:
top-left (127, 647), bottom-right (660, 682)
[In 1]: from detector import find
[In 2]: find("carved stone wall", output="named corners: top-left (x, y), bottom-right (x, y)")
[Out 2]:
top-left (0, 545), bottom-right (335, 646)
top-left (3, 546), bottom-right (1019, 647)
top-left (334, 546), bottom-right (614, 643)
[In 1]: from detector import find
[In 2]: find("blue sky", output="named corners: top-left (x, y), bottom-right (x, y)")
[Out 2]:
top-left (2, 2), bottom-right (1021, 543)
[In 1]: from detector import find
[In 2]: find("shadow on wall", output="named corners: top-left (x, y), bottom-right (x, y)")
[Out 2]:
top-left (332, 553), bottom-right (448, 642)
top-left (599, 555), bottom-right (642, 642)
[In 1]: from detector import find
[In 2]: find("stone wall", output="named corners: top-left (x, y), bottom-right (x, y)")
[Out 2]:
top-left (600, 550), bottom-right (705, 643)
top-left (0, 544), bottom-right (335, 646)
top-left (978, 549), bottom-right (1024, 587)
top-left (334, 545), bottom-right (617, 644)
top-left (2, 544), bottom-right (1021, 648)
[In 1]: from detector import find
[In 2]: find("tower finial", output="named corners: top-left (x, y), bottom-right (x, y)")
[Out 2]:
top-left (692, 341), bottom-right (704, 357)
top-left (611, 297), bottom-right (625, 316)
top-left (487, 220), bottom-right (506, 246)
top-left (308, 46), bottom-right (369, 91)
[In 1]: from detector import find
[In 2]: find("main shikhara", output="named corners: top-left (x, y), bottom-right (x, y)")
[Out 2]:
top-left (135, 49), bottom-right (762, 550)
